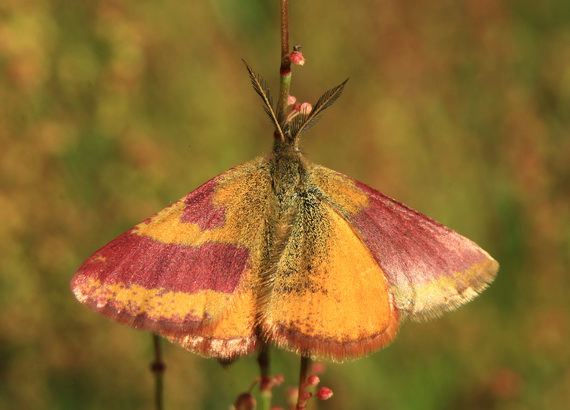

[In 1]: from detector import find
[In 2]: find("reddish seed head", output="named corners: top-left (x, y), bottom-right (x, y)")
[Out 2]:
top-left (286, 387), bottom-right (298, 405)
top-left (234, 393), bottom-right (256, 410)
top-left (273, 374), bottom-right (285, 386)
top-left (307, 375), bottom-right (320, 386)
top-left (289, 50), bottom-right (305, 65)
top-left (317, 387), bottom-right (334, 400)
top-left (260, 375), bottom-right (273, 393)
top-left (299, 102), bottom-right (312, 115)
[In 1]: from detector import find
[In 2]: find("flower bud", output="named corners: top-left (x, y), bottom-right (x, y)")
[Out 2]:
top-left (299, 102), bottom-right (312, 114)
top-left (273, 374), bottom-right (285, 386)
top-left (317, 387), bottom-right (334, 400)
top-left (289, 50), bottom-right (305, 66)
top-left (286, 387), bottom-right (298, 405)
top-left (234, 392), bottom-right (256, 410)
top-left (307, 375), bottom-right (320, 386)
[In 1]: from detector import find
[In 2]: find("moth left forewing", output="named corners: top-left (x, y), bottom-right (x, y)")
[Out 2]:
top-left (72, 158), bottom-right (274, 360)
top-left (310, 165), bottom-right (499, 321)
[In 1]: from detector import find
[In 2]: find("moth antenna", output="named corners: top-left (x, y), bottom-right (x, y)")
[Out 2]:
top-left (243, 60), bottom-right (287, 141)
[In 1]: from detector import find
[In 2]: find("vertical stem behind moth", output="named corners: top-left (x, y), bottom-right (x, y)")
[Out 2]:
top-left (277, 0), bottom-right (292, 135)
top-left (257, 345), bottom-right (272, 410)
top-left (296, 355), bottom-right (312, 409)
top-left (151, 334), bottom-right (165, 410)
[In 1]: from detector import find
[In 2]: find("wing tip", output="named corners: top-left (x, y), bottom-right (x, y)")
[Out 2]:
top-left (407, 256), bottom-right (499, 322)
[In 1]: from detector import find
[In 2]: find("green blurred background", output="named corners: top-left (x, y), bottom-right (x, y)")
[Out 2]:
top-left (1, 0), bottom-right (569, 409)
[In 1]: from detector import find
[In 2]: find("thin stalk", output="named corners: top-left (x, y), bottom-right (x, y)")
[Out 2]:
top-left (258, 345), bottom-right (272, 410)
top-left (296, 356), bottom-right (311, 410)
top-left (150, 333), bottom-right (165, 410)
top-left (280, 0), bottom-right (289, 58)
top-left (277, 0), bottom-right (292, 134)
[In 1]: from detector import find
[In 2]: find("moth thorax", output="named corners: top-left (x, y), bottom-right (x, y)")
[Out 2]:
top-left (270, 150), bottom-right (309, 203)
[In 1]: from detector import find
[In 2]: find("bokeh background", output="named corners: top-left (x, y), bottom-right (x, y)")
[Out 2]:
top-left (1, 0), bottom-right (569, 409)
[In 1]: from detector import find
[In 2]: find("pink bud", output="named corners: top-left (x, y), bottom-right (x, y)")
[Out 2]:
top-left (289, 50), bottom-right (305, 65)
top-left (317, 387), bottom-right (334, 400)
top-left (302, 392), bottom-right (312, 400)
top-left (307, 375), bottom-right (320, 386)
top-left (286, 387), bottom-right (298, 405)
top-left (287, 95), bottom-right (297, 106)
top-left (300, 103), bottom-right (312, 114)
top-left (260, 376), bottom-right (272, 393)
top-left (273, 374), bottom-right (285, 386)
top-left (234, 393), bottom-right (256, 410)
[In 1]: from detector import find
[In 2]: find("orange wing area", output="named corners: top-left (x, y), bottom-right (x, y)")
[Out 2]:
top-left (261, 196), bottom-right (399, 361)
top-left (310, 165), bottom-right (499, 321)
top-left (71, 158), bottom-right (272, 359)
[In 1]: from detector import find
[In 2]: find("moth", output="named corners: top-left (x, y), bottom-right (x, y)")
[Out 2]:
top-left (71, 64), bottom-right (498, 361)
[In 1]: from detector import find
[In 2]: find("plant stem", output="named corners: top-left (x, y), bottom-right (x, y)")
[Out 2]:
top-left (277, 0), bottom-right (292, 134)
top-left (280, 0), bottom-right (289, 58)
top-left (258, 344), bottom-right (272, 410)
top-left (151, 333), bottom-right (165, 410)
top-left (296, 356), bottom-right (311, 410)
